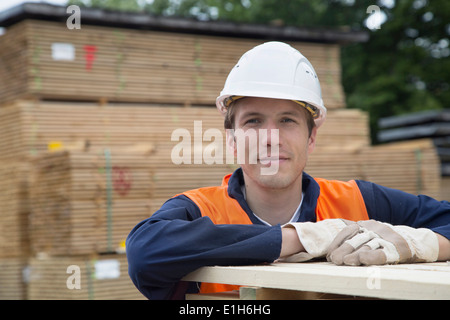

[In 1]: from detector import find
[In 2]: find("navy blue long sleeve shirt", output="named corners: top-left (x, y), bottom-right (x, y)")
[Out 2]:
top-left (126, 168), bottom-right (450, 299)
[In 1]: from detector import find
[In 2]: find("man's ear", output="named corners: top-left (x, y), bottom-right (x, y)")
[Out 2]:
top-left (308, 126), bottom-right (318, 155)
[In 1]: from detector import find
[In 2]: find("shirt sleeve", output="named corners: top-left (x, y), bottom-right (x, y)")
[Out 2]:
top-left (126, 195), bottom-right (282, 300)
top-left (356, 180), bottom-right (450, 239)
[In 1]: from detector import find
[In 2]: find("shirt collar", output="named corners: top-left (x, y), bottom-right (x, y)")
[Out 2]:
top-left (227, 168), bottom-right (320, 224)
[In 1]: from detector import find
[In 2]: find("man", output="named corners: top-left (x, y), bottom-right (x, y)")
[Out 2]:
top-left (126, 42), bottom-right (450, 300)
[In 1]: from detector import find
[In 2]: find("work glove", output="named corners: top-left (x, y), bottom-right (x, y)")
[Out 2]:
top-left (326, 220), bottom-right (439, 266)
top-left (280, 219), bottom-right (355, 262)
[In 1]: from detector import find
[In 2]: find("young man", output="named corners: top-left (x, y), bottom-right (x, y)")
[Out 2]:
top-left (126, 42), bottom-right (450, 300)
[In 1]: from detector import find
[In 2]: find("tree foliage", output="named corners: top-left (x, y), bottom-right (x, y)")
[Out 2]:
top-left (69, 0), bottom-right (449, 143)
top-left (341, 0), bottom-right (449, 142)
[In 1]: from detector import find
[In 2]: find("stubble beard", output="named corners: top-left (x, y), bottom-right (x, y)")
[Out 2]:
top-left (243, 161), bottom-right (305, 191)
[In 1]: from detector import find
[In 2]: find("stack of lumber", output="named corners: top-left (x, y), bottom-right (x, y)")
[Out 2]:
top-left (0, 257), bottom-right (28, 300)
top-left (0, 19), bottom-right (345, 109)
top-left (357, 140), bottom-right (441, 198)
top-left (0, 162), bottom-right (30, 257)
top-left (0, 162), bottom-right (30, 299)
top-left (0, 100), bottom-right (370, 162)
top-left (0, 106), bottom-right (26, 161)
top-left (306, 139), bottom-right (442, 200)
top-left (28, 150), bottom-right (153, 256)
top-left (28, 147), bottom-right (234, 256)
top-left (6, 8), bottom-right (431, 301)
top-left (315, 108), bottom-right (370, 148)
top-left (0, 101), bottom-right (227, 161)
top-left (0, 21), bottom-right (28, 105)
top-left (378, 110), bottom-right (450, 200)
top-left (27, 253), bottom-right (145, 300)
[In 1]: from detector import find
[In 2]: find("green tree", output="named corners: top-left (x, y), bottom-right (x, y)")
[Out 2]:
top-left (68, 0), bottom-right (142, 12)
top-left (342, 0), bottom-right (449, 142)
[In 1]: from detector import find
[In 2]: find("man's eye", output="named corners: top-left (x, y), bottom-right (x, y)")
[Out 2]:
top-left (281, 118), bottom-right (296, 123)
top-left (245, 118), bottom-right (260, 124)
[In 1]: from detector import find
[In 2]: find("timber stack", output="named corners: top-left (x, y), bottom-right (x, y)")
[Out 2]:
top-left (0, 3), bottom-right (443, 300)
top-left (378, 110), bottom-right (450, 200)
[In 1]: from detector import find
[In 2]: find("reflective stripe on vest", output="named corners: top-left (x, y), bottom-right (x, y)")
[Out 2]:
top-left (181, 174), bottom-right (369, 295)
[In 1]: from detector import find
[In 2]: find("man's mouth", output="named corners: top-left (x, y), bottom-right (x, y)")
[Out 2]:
top-left (258, 156), bottom-right (289, 165)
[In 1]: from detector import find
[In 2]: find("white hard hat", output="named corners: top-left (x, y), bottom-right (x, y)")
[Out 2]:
top-left (216, 41), bottom-right (327, 127)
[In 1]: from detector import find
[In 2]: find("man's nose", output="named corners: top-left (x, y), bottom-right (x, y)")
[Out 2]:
top-left (260, 120), bottom-right (280, 147)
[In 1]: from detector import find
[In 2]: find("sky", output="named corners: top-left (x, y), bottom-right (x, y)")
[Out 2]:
top-left (0, 0), bottom-right (69, 13)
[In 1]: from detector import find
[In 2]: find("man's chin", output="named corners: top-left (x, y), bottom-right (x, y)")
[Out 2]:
top-left (244, 166), bottom-right (299, 189)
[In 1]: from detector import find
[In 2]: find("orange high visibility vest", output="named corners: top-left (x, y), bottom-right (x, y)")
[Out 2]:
top-left (181, 174), bottom-right (369, 294)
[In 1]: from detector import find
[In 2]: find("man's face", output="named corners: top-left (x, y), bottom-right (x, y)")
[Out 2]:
top-left (228, 97), bottom-right (317, 190)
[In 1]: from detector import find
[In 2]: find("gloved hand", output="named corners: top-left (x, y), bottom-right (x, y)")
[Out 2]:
top-left (280, 219), bottom-right (355, 262)
top-left (326, 220), bottom-right (439, 266)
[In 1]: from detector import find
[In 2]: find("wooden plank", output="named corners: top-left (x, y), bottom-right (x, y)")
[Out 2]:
top-left (182, 262), bottom-right (450, 300)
